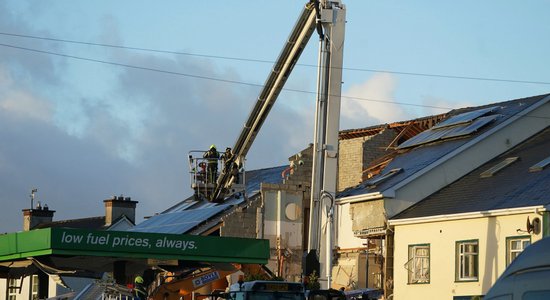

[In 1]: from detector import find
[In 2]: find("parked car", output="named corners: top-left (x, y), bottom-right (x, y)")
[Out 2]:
top-left (484, 236), bottom-right (550, 299)
top-left (343, 288), bottom-right (383, 300)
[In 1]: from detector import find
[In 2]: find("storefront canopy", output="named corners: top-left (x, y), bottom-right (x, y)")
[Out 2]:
top-left (0, 228), bottom-right (269, 277)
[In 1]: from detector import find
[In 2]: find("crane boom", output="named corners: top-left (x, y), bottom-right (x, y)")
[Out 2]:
top-left (188, 0), bottom-right (346, 290)
top-left (211, 2), bottom-right (318, 201)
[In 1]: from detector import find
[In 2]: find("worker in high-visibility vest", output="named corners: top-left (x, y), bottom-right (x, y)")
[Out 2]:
top-left (133, 276), bottom-right (148, 300)
top-left (203, 145), bottom-right (219, 183)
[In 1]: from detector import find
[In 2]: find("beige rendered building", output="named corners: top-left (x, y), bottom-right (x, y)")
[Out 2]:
top-left (389, 127), bottom-right (550, 299)
top-left (338, 94), bottom-right (550, 298)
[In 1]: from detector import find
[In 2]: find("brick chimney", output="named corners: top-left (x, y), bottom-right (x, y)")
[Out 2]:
top-left (104, 195), bottom-right (138, 226)
top-left (22, 204), bottom-right (55, 231)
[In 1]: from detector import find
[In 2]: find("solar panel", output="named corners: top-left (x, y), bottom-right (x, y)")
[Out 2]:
top-left (443, 115), bottom-right (499, 139)
top-left (432, 106), bottom-right (499, 130)
top-left (396, 127), bottom-right (449, 149)
top-left (165, 200), bottom-right (198, 213)
top-left (398, 112), bottom-right (499, 149)
top-left (130, 205), bottom-right (231, 234)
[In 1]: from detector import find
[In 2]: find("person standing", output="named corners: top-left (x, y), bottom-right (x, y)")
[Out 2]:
top-left (221, 147), bottom-right (233, 166)
top-left (133, 276), bottom-right (148, 300)
top-left (203, 145), bottom-right (220, 183)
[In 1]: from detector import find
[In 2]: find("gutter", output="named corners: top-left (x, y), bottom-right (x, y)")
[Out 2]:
top-left (388, 205), bottom-right (547, 226)
top-left (336, 192), bottom-right (383, 205)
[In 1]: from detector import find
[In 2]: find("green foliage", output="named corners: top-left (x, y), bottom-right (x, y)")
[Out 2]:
top-left (305, 270), bottom-right (320, 290)
top-left (243, 273), bottom-right (284, 282)
top-left (244, 273), bottom-right (270, 281)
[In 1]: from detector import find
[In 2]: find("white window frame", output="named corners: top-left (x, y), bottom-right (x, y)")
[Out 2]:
top-left (507, 236), bottom-right (531, 266)
top-left (406, 244), bottom-right (430, 284)
top-left (8, 278), bottom-right (20, 300)
top-left (456, 240), bottom-right (478, 281)
top-left (31, 274), bottom-right (39, 300)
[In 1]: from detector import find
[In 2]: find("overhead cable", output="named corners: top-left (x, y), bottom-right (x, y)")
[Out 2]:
top-left (1, 31), bottom-right (549, 86)
top-left (0, 42), bottom-right (455, 111)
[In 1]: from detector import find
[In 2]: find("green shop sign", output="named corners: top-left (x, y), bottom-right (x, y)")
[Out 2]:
top-left (0, 228), bottom-right (269, 264)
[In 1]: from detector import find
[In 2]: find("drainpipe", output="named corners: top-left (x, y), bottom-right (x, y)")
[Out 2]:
top-left (321, 191), bottom-right (335, 288)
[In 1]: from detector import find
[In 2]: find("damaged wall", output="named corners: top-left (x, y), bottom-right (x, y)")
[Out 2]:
top-left (262, 184), bottom-right (305, 281)
top-left (338, 129), bottom-right (397, 191)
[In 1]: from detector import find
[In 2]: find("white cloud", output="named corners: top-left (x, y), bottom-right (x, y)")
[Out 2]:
top-left (341, 73), bottom-right (413, 129)
top-left (0, 90), bottom-right (52, 122)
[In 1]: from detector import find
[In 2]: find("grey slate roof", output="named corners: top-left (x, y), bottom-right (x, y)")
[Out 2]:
top-left (338, 94), bottom-right (550, 198)
top-left (34, 216), bottom-right (107, 230)
top-left (392, 126), bottom-right (550, 220)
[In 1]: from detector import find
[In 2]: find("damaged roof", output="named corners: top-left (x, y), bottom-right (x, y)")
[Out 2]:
top-left (393, 126), bottom-right (550, 219)
top-left (338, 94), bottom-right (550, 199)
top-left (338, 113), bottom-right (447, 142)
top-left (131, 165), bottom-right (287, 234)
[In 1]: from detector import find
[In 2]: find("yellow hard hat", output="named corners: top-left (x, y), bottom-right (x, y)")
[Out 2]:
top-left (210, 144), bottom-right (216, 149)
top-left (135, 276), bottom-right (144, 284)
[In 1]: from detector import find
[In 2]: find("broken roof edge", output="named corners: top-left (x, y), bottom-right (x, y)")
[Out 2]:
top-left (336, 191), bottom-right (384, 204)
top-left (389, 205), bottom-right (548, 226)
top-left (338, 113), bottom-right (448, 140)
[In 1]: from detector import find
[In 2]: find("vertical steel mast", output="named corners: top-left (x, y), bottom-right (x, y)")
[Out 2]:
top-left (307, 0), bottom-right (345, 288)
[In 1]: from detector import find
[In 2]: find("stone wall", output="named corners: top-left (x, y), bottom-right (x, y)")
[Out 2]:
top-left (338, 129), bottom-right (398, 191)
top-left (220, 196), bottom-right (261, 239)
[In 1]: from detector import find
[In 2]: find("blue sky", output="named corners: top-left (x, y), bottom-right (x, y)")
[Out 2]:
top-left (1, 1), bottom-right (549, 233)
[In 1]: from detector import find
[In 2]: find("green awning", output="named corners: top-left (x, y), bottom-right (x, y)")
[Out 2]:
top-left (0, 228), bottom-right (269, 266)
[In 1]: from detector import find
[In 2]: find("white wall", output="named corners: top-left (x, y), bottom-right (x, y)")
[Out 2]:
top-left (335, 201), bottom-right (364, 249)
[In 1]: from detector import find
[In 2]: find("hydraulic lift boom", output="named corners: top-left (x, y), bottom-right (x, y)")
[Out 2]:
top-left (210, 2), bottom-right (319, 202)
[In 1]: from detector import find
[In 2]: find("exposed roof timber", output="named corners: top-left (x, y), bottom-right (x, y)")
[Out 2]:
top-left (338, 126), bottom-right (385, 140)
top-left (363, 153), bottom-right (398, 179)
top-left (386, 122), bottom-right (414, 150)
top-left (338, 113), bottom-right (447, 140)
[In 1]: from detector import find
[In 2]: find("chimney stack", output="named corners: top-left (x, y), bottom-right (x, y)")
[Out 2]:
top-left (22, 205), bottom-right (55, 231)
top-left (104, 195), bottom-right (138, 226)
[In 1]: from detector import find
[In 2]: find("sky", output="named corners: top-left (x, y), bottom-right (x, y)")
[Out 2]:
top-left (1, 1), bottom-right (549, 233)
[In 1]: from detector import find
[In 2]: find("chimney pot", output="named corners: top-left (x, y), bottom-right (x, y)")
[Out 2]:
top-left (104, 195), bottom-right (138, 226)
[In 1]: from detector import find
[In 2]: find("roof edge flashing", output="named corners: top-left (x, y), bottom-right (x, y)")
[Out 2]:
top-left (389, 205), bottom-right (547, 226)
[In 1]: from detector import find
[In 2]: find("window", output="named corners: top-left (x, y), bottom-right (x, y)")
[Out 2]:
top-left (507, 236), bottom-right (530, 266)
top-left (456, 240), bottom-right (478, 281)
top-left (31, 274), bottom-right (39, 300)
top-left (8, 278), bottom-right (20, 300)
top-left (406, 244), bottom-right (430, 284)
top-left (523, 290), bottom-right (550, 299)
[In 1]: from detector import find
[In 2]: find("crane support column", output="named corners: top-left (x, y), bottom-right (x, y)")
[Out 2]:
top-left (306, 0), bottom-right (346, 289)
